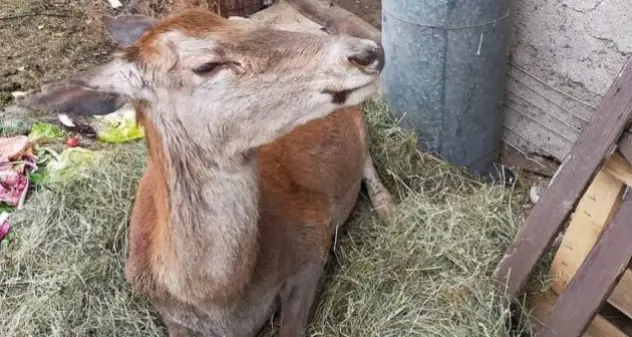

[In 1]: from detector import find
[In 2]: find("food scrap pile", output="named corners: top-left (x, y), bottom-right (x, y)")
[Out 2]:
top-left (0, 103), bottom-right (145, 246)
top-left (0, 136), bottom-right (36, 243)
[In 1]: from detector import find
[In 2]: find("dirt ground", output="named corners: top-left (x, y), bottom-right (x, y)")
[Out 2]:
top-left (335, 0), bottom-right (381, 29)
top-left (0, 1), bottom-right (112, 106)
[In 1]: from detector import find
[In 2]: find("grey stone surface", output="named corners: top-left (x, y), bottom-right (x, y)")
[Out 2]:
top-left (504, 0), bottom-right (632, 162)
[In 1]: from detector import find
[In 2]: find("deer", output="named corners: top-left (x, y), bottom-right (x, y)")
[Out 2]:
top-left (16, 5), bottom-right (394, 337)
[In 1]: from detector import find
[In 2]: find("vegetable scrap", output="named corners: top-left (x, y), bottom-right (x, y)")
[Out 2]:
top-left (42, 147), bottom-right (101, 184)
top-left (0, 170), bottom-right (29, 208)
top-left (94, 104), bottom-right (144, 144)
top-left (28, 121), bottom-right (66, 143)
top-left (0, 136), bottom-right (36, 209)
top-left (66, 136), bottom-right (80, 148)
top-left (108, 0), bottom-right (123, 9)
top-left (0, 136), bottom-right (38, 245)
top-left (0, 97), bottom-right (141, 247)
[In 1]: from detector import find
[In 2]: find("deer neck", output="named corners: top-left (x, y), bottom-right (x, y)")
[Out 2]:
top-left (140, 103), bottom-right (260, 304)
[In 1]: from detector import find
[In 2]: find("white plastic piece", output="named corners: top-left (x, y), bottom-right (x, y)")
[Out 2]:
top-left (57, 114), bottom-right (76, 127)
top-left (11, 91), bottom-right (25, 99)
top-left (108, 0), bottom-right (123, 8)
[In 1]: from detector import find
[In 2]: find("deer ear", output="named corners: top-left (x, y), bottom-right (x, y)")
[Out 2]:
top-left (16, 60), bottom-right (139, 116)
top-left (101, 14), bottom-right (156, 47)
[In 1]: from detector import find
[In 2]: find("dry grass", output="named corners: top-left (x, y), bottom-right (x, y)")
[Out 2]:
top-left (0, 99), bottom-right (534, 337)
top-left (0, 142), bottom-right (165, 337)
top-left (303, 101), bottom-right (531, 337)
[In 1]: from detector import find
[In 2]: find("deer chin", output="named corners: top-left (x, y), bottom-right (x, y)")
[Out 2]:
top-left (322, 79), bottom-right (378, 106)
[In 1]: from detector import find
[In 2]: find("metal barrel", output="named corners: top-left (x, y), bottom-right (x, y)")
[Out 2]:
top-left (381, 0), bottom-right (510, 174)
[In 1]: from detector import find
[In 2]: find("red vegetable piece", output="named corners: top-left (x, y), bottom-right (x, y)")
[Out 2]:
top-left (66, 136), bottom-right (80, 148)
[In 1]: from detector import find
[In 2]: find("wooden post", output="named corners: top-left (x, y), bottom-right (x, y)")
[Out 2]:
top-left (536, 191), bottom-right (632, 337)
top-left (493, 56), bottom-right (632, 298)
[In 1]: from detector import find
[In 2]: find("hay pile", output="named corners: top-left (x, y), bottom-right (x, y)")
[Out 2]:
top-left (0, 100), bottom-right (530, 337)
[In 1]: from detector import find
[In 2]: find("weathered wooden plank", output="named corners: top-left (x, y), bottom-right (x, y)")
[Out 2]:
top-left (619, 131), bottom-right (632, 165)
top-left (609, 269), bottom-right (632, 319)
top-left (537, 193), bottom-right (632, 337)
top-left (549, 170), bottom-right (625, 294)
top-left (494, 57), bottom-right (632, 298)
top-left (527, 290), bottom-right (627, 337)
top-left (545, 161), bottom-right (632, 326)
top-left (585, 315), bottom-right (629, 337)
top-left (604, 153), bottom-right (632, 187)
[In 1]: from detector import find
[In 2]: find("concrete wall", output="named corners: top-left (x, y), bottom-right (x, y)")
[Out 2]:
top-left (504, 0), bottom-right (632, 163)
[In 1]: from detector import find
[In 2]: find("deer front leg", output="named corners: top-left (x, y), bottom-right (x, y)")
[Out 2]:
top-left (362, 154), bottom-right (395, 223)
top-left (164, 321), bottom-right (204, 337)
top-left (278, 262), bottom-right (324, 337)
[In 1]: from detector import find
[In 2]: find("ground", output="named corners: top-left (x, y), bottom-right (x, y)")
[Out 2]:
top-left (335, 0), bottom-right (381, 29)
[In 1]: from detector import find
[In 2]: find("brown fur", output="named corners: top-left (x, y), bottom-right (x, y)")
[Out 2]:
top-left (126, 11), bottom-right (394, 337)
top-left (122, 12), bottom-right (392, 337)
top-left (127, 107), bottom-right (385, 335)
top-left (128, 105), bottom-right (387, 336)
top-left (18, 9), bottom-right (394, 337)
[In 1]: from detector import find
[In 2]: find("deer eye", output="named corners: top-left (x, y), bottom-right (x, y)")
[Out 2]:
top-left (192, 62), bottom-right (222, 75)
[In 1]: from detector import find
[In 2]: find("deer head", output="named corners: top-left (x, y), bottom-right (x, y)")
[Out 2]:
top-left (16, 9), bottom-right (384, 156)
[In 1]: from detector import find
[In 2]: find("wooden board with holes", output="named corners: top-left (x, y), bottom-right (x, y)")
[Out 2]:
top-left (493, 56), bottom-right (632, 298)
top-left (537, 191), bottom-right (632, 337)
top-left (585, 315), bottom-right (629, 337)
top-left (550, 153), bottom-right (632, 320)
top-left (549, 168), bottom-right (625, 294)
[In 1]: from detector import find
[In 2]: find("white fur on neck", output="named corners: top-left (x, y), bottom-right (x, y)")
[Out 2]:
top-left (149, 106), bottom-right (261, 305)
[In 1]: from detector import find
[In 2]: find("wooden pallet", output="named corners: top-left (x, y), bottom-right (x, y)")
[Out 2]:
top-left (527, 151), bottom-right (632, 337)
top-left (493, 55), bottom-right (632, 337)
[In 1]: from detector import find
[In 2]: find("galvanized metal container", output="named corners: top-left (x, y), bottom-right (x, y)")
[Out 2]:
top-left (381, 0), bottom-right (510, 174)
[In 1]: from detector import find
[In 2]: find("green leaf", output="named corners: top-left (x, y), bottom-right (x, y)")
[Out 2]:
top-left (44, 147), bottom-right (102, 184)
top-left (94, 105), bottom-right (144, 144)
top-left (28, 171), bottom-right (46, 186)
top-left (28, 122), bottom-right (66, 143)
top-left (0, 203), bottom-right (14, 213)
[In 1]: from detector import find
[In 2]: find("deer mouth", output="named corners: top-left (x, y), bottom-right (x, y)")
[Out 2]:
top-left (322, 82), bottom-right (375, 105)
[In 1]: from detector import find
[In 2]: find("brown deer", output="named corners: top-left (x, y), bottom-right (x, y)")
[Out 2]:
top-left (16, 6), bottom-right (394, 337)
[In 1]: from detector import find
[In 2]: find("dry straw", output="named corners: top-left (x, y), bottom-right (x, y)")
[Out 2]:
top-left (0, 100), bottom-right (533, 337)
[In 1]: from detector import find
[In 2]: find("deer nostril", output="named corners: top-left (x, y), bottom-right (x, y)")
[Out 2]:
top-left (348, 44), bottom-right (385, 73)
top-left (348, 54), bottom-right (371, 67)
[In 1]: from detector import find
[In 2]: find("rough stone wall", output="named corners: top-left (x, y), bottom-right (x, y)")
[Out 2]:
top-left (504, 0), bottom-right (632, 163)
